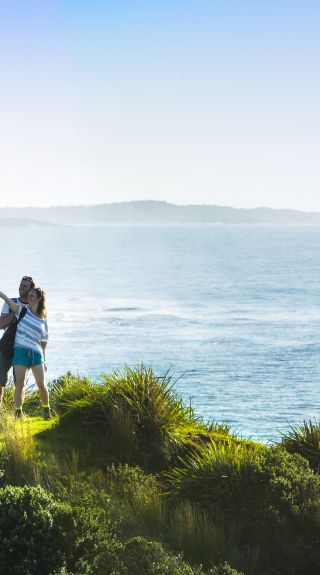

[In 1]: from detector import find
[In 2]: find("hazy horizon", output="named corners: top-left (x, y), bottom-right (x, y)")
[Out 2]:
top-left (0, 200), bottom-right (320, 213)
top-left (1, 1), bottom-right (319, 211)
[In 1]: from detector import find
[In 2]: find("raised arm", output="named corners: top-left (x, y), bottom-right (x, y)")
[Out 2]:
top-left (0, 292), bottom-right (20, 315)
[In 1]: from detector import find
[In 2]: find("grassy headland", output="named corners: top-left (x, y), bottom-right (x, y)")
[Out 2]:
top-left (0, 366), bottom-right (319, 575)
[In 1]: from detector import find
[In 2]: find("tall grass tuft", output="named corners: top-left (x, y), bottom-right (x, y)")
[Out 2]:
top-left (108, 405), bottom-right (138, 462)
top-left (100, 366), bottom-right (194, 467)
top-left (104, 464), bottom-right (166, 538)
top-left (49, 371), bottom-right (93, 414)
top-left (165, 439), bottom-right (262, 516)
top-left (0, 410), bottom-right (39, 485)
top-left (51, 366), bottom-right (197, 469)
top-left (169, 501), bottom-right (258, 574)
top-left (281, 419), bottom-right (320, 472)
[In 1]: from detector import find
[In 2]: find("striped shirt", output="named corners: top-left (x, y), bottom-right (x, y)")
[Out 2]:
top-left (14, 306), bottom-right (49, 355)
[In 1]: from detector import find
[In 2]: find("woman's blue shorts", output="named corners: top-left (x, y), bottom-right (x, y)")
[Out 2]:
top-left (12, 347), bottom-right (44, 367)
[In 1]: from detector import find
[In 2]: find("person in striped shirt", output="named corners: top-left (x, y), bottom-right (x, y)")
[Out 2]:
top-left (0, 276), bottom-right (36, 404)
top-left (0, 287), bottom-right (50, 419)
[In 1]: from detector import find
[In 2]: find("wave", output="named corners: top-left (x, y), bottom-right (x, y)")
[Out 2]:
top-left (106, 307), bottom-right (143, 312)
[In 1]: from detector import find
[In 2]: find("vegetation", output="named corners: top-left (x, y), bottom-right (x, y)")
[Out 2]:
top-left (281, 419), bottom-right (320, 472)
top-left (0, 485), bottom-right (75, 575)
top-left (0, 366), bottom-right (319, 574)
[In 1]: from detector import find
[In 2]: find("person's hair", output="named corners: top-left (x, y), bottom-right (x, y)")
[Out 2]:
top-left (32, 288), bottom-right (47, 319)
top-left (21, 276), bottom-right (36, 290)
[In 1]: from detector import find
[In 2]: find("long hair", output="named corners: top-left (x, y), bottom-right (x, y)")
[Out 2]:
top-left (32, 288), bottom-right (47, 319)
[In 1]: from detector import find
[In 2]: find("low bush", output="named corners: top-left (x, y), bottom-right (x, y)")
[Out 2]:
top-left (165, 440), bottom-right (262, 517)
top-left (53, 470), bottom-right (210, 575)
top-left (0, 485), bottom-right (75, 575)
top-left (55, 464), bottom-right (250, 574)
top-left (78, 535), bottom-right (207, 575)
top-left (166, 444), bottom-right (320, 574)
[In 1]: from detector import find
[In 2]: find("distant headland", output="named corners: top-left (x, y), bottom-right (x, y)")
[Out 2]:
top-left (0, 201), bottom-right (320, 226)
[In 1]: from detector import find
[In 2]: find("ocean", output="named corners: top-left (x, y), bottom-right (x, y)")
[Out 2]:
top-left (1, 224), bottom-right (320, 442)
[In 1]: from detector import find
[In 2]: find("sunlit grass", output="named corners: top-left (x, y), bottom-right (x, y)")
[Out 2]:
top-left (0, 409), bottom-right (39, 485)
top-left (281, 419), bottom-right (320, 472)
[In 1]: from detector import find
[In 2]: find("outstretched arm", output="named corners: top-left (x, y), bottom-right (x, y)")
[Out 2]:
top-left (0, 292), bottom-right (20, 315)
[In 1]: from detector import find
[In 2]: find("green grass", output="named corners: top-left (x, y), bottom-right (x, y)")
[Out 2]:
top-left (0, 368), bottom-right (260, 480)
top-left (0, 411), bottom-right (42, 485)
top-left (165, 439), bottom-right (263, 511)
top-left (41, 366), bottom-right (240, 471)
top-left (281, 419), bottom-right (320, 472)
top-left (2, 367), bottom-right (319, 575)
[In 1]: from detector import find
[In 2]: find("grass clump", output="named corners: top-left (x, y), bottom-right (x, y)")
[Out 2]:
top-left (165, 440), bottom-right (262, 516)
top-left (0, 410), bottom-right (40, 486)
top-left (281, 419), bottom-right (320, 472)
top-left (49, 366), bottom-right (201, 470)
top-left (168, 501), bottom-right (257, 573)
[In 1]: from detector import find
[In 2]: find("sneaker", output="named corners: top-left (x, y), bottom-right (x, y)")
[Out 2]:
top-left (43, 407), bottom-right (51, 420)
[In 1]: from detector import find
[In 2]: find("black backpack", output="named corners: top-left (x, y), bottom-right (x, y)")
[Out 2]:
top-left (0, 307), bottom-right (28, 360)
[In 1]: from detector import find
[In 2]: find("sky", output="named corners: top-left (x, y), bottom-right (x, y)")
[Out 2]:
top-left (0, 0), bottom-right (319, 210)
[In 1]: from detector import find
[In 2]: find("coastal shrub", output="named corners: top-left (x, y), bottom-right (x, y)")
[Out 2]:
top-left (77, 531), bottom-right (244, 575)
top-left (166, 444), bottom-right (320, 574)
top-left (62, 464), bottom-right (251, 573)
top-left (281, 419), bottom-right (320, 472)
top-left (105, 464), bottom-right (167, 542)
top-left (0, 485), bottom-right (75, 575)
top-left (54, 471), bottom-right (205, 575)
top-left (79, 535), bottom-right (206, 575)
top-left (106, 463), bottom-right (161, 513)
top-left (120, 536), bottom-right (205, 575)
top-left (165, 439), bottom-right (262, 516)
top-left (52, 366), bottom-right (195, 470)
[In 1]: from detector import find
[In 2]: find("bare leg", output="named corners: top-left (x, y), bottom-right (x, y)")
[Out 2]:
top-left (31, 364), bottom-right (49, 406)
top-left (13, 365), bottom-right (27, 409)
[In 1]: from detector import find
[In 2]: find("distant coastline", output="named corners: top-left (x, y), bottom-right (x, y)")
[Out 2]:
top-left (0, 217), bottom-right (62, 228)
top-left (1, 201), bottom-right (320, 226)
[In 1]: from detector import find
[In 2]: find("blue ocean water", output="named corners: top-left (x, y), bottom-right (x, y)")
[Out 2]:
top-left (0, 224), bottom-right (319, 442)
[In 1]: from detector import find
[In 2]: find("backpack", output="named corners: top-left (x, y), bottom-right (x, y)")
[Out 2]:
top-left (0, 307), bottom-right (28, 360)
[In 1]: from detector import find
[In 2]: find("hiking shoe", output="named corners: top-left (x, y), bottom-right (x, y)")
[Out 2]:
top-left (15, 409), bottom-right (24, 419)
top-left (43, 407), bottom-right (51, 420)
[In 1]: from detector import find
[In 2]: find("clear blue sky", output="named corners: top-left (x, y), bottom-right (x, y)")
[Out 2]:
top-left (0, 1), bottom-right (319, 209)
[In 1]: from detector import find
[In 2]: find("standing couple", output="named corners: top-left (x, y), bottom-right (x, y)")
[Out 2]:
top-left (0, 276), bottom-right (50, 419)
